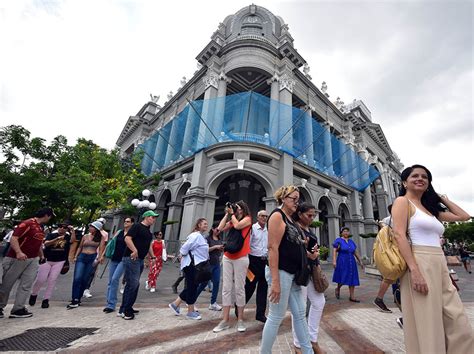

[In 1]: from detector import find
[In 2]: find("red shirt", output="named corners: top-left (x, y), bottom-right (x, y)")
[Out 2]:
top-left (224, 217), bottom-right (252, 260)
top-left (7, 218), bottom-right (46, 259)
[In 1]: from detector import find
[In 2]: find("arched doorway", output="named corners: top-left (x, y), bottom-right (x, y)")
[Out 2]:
top-left (158, 189), bottom-right (171, 234)
top-left (215, 173), bottom-right (267, 224)
top-left (318, 197), bottom-right (332, 247)
top-left (338, 203), bottom-right (350, 231)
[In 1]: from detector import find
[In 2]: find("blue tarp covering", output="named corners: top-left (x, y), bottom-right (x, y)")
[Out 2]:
top-left (138, 91), bottom-right (379, 192)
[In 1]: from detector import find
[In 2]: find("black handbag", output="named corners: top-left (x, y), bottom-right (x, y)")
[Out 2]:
top-left (190, 249), bottom-right (212, 283)
top-left (194, 260), bottom-right (212, 283)
top-left (294, 244), bottom-right (310, 286)
top-left (224, 227), bottom-right (250, 254)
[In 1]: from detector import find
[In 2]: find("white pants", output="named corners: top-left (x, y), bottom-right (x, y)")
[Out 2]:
top-left (292, 282), bottom-right (326, 346)
top-left (222, 255), bottom-right (249, 307)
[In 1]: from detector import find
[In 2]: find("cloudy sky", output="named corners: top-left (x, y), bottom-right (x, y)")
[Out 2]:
top-left (1, 0), bottom-right (473, 213)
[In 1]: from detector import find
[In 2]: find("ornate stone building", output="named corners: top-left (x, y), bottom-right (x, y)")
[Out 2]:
top-left (114, 4), bottom-right (403, 258)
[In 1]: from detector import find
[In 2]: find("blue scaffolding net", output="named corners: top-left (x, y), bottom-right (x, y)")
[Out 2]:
top-left (138, 91), bottom-right (379, 192)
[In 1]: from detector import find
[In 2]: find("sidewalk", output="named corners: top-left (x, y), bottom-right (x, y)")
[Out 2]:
top-left (1, 263), bottom-right (473, 353)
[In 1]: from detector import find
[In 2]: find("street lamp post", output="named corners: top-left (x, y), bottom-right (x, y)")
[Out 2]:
top-left (131, 189), bottom-right (157, 218)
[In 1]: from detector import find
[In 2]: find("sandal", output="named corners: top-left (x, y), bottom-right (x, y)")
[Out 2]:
top-left (349, 298), bottom-right (360, 303)
top-left (335, 288), bottom-right (340, 299)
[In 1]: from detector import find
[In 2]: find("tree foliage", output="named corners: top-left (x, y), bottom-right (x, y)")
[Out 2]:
top-left (0, 125), bottom-right (146, 226)
top-left (443, 220), bottom-right (474, 243)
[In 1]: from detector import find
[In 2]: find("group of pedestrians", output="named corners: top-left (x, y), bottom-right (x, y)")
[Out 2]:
top-left (1, 163), bottom-right (473, 354)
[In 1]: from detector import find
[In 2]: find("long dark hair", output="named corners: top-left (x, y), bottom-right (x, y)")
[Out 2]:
top-left (209, 222), bottom-right (220, 239)
top-left (91, 228), bottom-right (102, 243)
top-left (400, 164), bottom-right (445, 217)
top-left (293, 202), bottom-right (316, 222)
top-left (235, 200), bottom-right (251, 220)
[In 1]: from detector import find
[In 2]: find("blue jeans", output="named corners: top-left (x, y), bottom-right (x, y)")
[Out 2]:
top-left (72, 253), bottom-right (97, 301)
top-left (260, 267), bottom-right (312, 354)
top-left (196, 263), bottom-right (221, 304)
top-left (120, 257), bottom-right (143, 314)
top-left (105, 260), bottom-right (124, 310)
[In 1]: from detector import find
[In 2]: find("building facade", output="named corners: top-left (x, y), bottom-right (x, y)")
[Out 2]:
top-left (114, 5), bottom-right (403, 258)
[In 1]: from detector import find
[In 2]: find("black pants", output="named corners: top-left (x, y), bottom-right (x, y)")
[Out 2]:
top-left (179, 265), bottom-right (198, 305)
top-left (245, 255), bottom-right (268, 318)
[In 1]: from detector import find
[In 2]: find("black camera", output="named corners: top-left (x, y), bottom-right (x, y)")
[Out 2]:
top-left (225, 202), bottom-right (237, 212)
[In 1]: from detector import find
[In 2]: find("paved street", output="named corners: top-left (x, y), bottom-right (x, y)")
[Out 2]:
top-left (1, 260), bottom-right (473, 353)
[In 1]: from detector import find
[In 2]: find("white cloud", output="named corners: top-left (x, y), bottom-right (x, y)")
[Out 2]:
top-left (1, 0), bottom-right (472, 213)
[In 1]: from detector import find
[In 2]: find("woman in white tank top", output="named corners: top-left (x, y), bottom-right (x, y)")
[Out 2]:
top-left (391, 164), bottom-right (472, 354)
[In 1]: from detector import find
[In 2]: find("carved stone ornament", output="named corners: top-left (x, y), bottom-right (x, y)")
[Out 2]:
top-left (203, 72), bottom-right (219, 89)
top-left (279, 73), bottom-right (295, 93)
top-left (321, 81), bottom-right (328, 94)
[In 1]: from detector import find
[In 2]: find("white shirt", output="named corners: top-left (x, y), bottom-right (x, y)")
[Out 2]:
top-left (408, 203), bottom-right (445, 248)
top-left (180, 231), bottom-right (209, 270)
top-left (250, 222), bottom-right (268, 257)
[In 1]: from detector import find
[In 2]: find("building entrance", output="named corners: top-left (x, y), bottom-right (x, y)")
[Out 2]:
top-left (214, 173), bottom-right (267, 224)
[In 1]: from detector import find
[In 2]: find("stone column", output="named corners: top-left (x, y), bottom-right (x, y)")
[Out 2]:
top-left (268, 74), bottom-right (280, 146)
top-left (302, 106), bottom-right (314, 163)
top-left (179, 151), bottom-right (207, 235)
top-left (151, 133), bottom-right (167, 172)
top-left (278, 73), bottom-right (295, 153)
top-left (322, 122), bottom-right (334, 175)
top-left (279, 152), bottom-right (294, 186)
top-left (197, 72), bottom-right (219, 149)
top-left (263, 196), bottom-right (278, 213)
top-left (181, 104), bottom-right (199, 157)
top-left (164, 118), bottom-right (179, 166)
top-left (212, 72), bottom-right (231, 137)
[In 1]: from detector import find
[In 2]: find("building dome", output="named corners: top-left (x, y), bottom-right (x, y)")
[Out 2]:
top-left (220, 4), bottom-right (288, 47)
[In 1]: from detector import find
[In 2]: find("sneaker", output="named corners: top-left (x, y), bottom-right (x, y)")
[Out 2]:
top-left (132, 308), bottom-right (139, 314)
top-left (168, 303), bottom-right (180, 316)
top-left (237, 319), bottom-right (246, 332)
top-left (145, 281), bottom-right (150, 290)
top-left (373, 298), bottom-right (392, 313)
top-left (396, 317), bottom-right (403, 329)
top-left (119, 286), bottom-right (125, 294)
top-left (103, 307), bottom-right (114, 313)
top-left (123, 312), bottom-right (135, 320)
top-left (41, 299), bottom-right (49, 309)
top-left (150, 288), bottom-right (156, 293)
top-left (209, 303), bottom-right (223, 311)
top-left (117, 311), bottom-right (124, 317)
top-left (9, 308), bottom-right (33, 318)
top-left (186, 311), bottom-right (202, 320)
top-left (0, 308), bottom-right (3, 318)
top-left (83, 289), bottom-right (92, 298)
top-left (67, 300), bottom-right (80, 309)
top-left (213, 320), bottom-right (231, 333)
top-left (29, 295), bottom-right (37, 306)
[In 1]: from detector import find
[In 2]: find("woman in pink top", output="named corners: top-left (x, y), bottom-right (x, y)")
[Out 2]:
top-left (392, 164), bottom-right (472, 354)
top-left (213, 200), bottom-right (252, 333)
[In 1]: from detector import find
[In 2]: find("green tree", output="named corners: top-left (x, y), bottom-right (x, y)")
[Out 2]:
top-left (0, 125), bottom-right (146, 226)
top-left (444, 220), bottom-right (474, 243)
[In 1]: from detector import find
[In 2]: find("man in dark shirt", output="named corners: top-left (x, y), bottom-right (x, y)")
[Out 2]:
top-left (0, 207), bottom-right (55, 319)
top-left (119, 210), bottom-right (158, 320)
